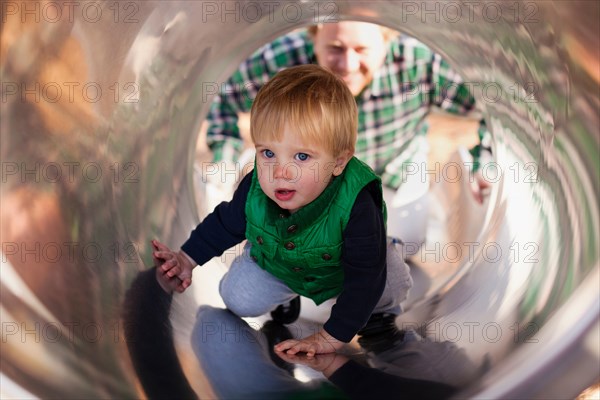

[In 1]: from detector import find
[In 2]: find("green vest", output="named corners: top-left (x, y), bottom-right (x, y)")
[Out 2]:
top-left (245, 157), bottom-right (386, 305)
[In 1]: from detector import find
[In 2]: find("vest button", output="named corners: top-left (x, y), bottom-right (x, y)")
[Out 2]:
top-left (304, 276), bottom-right (316, 282)
top-left (292, 267), bottom-right (303, 272)
top-left (284, 242), bottom-right (295, 250)
top-left (287, 224), bottom-right (298, 233)
top-left (256, 236), bottom-right (264, 245)
top-left (322, 253), bottom-right (332, 261)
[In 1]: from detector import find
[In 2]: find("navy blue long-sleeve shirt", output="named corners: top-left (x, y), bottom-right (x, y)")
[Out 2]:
top-left (182, 172), bottom-right (387, 342)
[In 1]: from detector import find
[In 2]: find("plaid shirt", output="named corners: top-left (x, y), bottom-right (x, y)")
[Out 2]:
top-left (207, 29), bottom-right (490, 189)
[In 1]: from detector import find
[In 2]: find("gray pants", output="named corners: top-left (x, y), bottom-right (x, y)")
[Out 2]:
top-left (219, 239), bottom-right (413, 318)
top-left (191, 306), bottom-right (324, 399)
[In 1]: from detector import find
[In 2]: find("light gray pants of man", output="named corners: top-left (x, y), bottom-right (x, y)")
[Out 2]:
top-left (219, 239), bottom-right (413, 318)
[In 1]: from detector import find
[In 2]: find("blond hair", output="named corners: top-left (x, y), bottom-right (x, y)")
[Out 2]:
top-left (250, 64), bottom-right (357, 156)
top-left (307, 23), bottom-right (399, 43)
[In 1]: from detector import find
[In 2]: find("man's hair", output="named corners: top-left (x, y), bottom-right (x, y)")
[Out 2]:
top-left (307, 23), bottom-right (399, 42)
top-left (250, 64), bottom-right (357, 156)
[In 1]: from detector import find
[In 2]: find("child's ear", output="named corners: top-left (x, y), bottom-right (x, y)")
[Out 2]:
top-left (332, 150), bottom-right (354, 176)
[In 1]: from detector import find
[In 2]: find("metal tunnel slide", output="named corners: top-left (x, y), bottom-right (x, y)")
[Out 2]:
top-left (1, 1), bottom-right (598, 398)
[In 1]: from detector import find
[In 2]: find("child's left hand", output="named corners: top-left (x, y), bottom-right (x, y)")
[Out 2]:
top-left (274, 329), bottom-right (343, 357)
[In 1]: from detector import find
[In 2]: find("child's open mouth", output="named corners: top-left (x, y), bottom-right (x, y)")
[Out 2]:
top-left (275, 189), bottom-right (296, 201)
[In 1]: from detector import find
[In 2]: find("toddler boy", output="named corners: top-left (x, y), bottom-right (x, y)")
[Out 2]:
top-left (154, 64), bottom-right (412, 356)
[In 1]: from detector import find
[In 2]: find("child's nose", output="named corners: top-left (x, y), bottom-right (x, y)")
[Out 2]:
top-left (273, 163), bottom-right (296, 181)
top-left (273, 163), bottom-right (285, 179)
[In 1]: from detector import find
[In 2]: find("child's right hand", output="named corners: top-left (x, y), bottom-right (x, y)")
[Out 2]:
top-left (276, 352), bottom-right (349, 378)
top-left (152, 239), bottom-right (195, 293)
top-left (274, 329), bottom-right (344, 357)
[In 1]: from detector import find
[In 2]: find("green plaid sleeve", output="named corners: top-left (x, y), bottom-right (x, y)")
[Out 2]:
top-left (206, 94), bottom-right (245, 163)
top-left (206, 30), bottom-right (314, 162)
top-left (430, 53), bottom-right (477, 114)
top-left (429, 52), bottom-right (493, 171)
top-left (469, 121), bottom-right (493, 171)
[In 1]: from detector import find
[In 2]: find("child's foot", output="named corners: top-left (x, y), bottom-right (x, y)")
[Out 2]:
top-left (357, 313), bottom-right (404, 353)
top-left (270, 296), bottom-right (301, 324)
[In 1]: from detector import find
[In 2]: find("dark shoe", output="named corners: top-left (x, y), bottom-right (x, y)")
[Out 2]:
top-left (357, 313), bottom-right (404, 353)
top-left (270, 296), bottom-right (301, 324)
top-left (260, 320), bottom-right (295, 375)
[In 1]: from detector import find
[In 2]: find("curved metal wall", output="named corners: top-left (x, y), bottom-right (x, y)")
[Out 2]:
top-left (1, 1), bottom-right (598, 398)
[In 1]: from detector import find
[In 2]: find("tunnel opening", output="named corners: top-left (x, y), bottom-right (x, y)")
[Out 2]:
top-left (1, 1), bottom-right (598, 399)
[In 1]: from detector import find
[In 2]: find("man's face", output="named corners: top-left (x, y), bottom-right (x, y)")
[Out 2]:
top-left (312, 22), bottom-right (388, 96)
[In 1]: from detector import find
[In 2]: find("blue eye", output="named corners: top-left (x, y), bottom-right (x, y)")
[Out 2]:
top-left (263, 149), bottom-right (274, 158)
top-left (295, 153), bottom-right (309, 161)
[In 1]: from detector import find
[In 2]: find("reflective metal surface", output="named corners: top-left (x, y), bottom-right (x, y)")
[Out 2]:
top-left (1, 1), bottom-right (598, 398)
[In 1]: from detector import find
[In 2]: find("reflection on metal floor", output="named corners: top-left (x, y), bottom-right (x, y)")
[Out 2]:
top-left (1, 1), bottom-right (599, 399)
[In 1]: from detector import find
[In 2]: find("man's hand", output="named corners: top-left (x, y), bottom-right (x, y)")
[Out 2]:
top-left (470, 169), bottom-right (492, 204)
top-left (274, 329), bottom-right (344, 357)
top-left (152, 239), bottom-right (195, 293)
